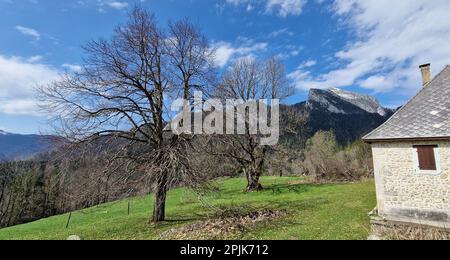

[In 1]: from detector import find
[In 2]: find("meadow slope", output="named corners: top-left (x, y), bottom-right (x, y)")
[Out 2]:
top-left (0, 177), bottom-right (376, 240)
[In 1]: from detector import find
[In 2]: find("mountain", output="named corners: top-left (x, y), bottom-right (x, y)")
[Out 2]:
top-left (280, 88), bottom-right (396, 147)
top-left (0, 130), bottom-right (54, 162)
top-left (0, 88), bottom-right (395, 160)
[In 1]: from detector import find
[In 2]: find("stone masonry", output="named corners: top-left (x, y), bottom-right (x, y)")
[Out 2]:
top-left (372, 141), bottom-right (450, 228)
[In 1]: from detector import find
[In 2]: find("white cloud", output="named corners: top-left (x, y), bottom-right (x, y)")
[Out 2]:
top-left (62, 63), bottom-right (83, 73)
top-left (96, 0), bottom-right (129, 12)
top-left (0, 55), bottom-right (60, 115)
top-left (265, 0), bottom-right (307, 17)
top-left (225, 0), bottom-right (307, 17)
top-left (15, 25), bottom-right (40, 40)
top-left (269, 28), bottom-right (294, 38)
top-left (276, 45), bottom-right (303, 60)
top-left (27, 55), bottom-right (44, 63)
top-left (291, 0), bottom-right (450, 94)
top-left (225, 0), bottom-right (243, 6)
top-left (212, 39), bottom-right (268, 67)
top-left (105, 1), bottom-right (128, 10)
top-left (298, 60), bottom-right (316, 69)
top-left (0, 99), bottom-right (38, 116)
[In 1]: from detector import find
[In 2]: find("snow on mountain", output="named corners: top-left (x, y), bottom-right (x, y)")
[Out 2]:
top-left (282, 88), bottom-right (396, 146)
top-left (0, 130), bottom-right (10, 135)
top-left (308, 88), bottom-right (391, 116)
top-left (328, 87), bottom-right (389, 116)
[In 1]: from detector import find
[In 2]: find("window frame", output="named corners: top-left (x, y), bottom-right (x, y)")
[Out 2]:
top-left (412, 144), bottom-right (441, 175)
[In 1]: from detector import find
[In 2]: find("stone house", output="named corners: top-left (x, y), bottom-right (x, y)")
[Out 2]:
top-left (363, 64), bottom-right (450, 229)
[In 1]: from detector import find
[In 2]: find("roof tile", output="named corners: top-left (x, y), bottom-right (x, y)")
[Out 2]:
top-left (363, 66), bottom-right (450, 141)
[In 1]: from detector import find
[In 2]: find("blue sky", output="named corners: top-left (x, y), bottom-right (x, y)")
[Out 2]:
top-left (1, 0), bottom-right (450, 134)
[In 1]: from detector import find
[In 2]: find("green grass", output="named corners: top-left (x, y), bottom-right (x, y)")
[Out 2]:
top-left (0, 177), bottom-right (376, 240)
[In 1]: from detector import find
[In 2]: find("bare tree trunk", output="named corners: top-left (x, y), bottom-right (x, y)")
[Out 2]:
top-left (246, 146), bottom-right (266, 192)
top-left (246, 170), bottom-right (263, 192)
top-left (152, 172), bottom-right (168, 223)
top-left (246, 159), bottom-right (263, 192)
top-left (0, 179), bottom-right (5, 204)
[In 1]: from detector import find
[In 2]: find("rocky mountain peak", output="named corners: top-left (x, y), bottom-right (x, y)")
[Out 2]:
top-left (307, 88), bottom-right (391, 116)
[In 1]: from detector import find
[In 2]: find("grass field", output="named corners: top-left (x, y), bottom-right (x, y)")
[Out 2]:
top-left (0, 177), bottom-right (376, 240)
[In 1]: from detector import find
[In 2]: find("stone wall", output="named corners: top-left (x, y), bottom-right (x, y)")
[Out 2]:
top-left (372, 141), bottom-right (450, 228)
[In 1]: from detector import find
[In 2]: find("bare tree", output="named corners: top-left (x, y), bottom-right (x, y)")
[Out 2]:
top-left (263, 57), bottom-right (292, 100)
top-left (166, 18), bottom-right (216, 101)
top-left (39, 7), bottom-right (215, 223)
top-left (215, 57), bottom-right (293, 192)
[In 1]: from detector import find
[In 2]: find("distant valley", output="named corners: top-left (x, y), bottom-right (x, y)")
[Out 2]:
top-left (0, 130), bottom-right (54, 162)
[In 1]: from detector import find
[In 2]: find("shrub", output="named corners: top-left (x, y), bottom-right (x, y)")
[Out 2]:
top-left (303, 131), bottom-right (373, 181)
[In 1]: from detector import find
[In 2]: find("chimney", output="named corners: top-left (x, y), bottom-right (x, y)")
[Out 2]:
top-left (420, 63), bottom-right (431, 87)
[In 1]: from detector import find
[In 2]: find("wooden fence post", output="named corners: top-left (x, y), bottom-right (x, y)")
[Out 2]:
top-left (66, 212), bottom-right (72, 229)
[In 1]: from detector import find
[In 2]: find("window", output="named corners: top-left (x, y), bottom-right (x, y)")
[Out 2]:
top-left (413, 145), bottom-right (439, 173)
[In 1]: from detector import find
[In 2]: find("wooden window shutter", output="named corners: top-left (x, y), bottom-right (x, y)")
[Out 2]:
top-left (414, 145), bottom-right (437, 171)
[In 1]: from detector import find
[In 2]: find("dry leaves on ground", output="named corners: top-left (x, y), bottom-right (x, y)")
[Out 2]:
top-left (161, 209), bottom-right (287, 240)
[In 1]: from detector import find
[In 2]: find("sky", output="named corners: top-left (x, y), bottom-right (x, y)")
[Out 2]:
top-left (1, 0), bottom-right (450, 134)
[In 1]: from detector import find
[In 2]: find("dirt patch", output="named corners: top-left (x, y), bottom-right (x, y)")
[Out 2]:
top-left (372, 223), bottom-right (450, 240)
top-left (160, 209), bottom-right (287, 240)
top-left (287, 180), bottom-right (306, 185)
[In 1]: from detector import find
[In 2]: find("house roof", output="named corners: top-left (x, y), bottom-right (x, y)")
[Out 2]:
top-left (363, 65), bottom-right (450, 142)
